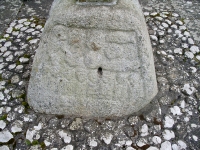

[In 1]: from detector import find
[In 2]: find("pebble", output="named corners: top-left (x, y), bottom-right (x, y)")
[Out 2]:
top-left (8, 64), bottom-right (16, 70)
top-left (160, 141), bottom-right (172, 150)
top-left (196, 55), bottom-right (200, 60)
top-left (176, 20), bottom-right (183, 25)
top-left (19, 57), bottom-right (29, 63)
top-left (101, 132), bottom-right (113, 145)
top-left (185, 51), bottom-right (194, 59)
top-left (177, 140), bottom-right (187, 149)
top-left (15, 24), bottom-right (23, 29)
top-left (61, 145), bottom-right (74, 150)
top-left (162, 22), bottom-right (169, 28)
top-left (0, 120), bottom-right (6, 130)
top-left (0, 92), bottom-right (4, 100)
top-left (150, 35), bottom-right (158, 41)
top-left (162, 130), bottom-right (175, 140)
top-left (182, 43), bottom-right (189, 48)
top-left (25, 28), bottom-right (35, 33)
top-left (192, 135), bottom-right (198, 141)
top-left (0, 47), bottom-right (7, 52)
top-left (58, 130), bottom-right (71, 143)
top-left (184, 31), bottom-right (190, 37)
top-left (152, 136), bottom-right (162, 144)
top-left (190, 46), bottom-right (199, 54)
top-left (147, 147), bottom-right (159, 150)
top-left (171, 24), bottom-right (178, 29)
top-left (0, 130), bottom-right (13, 142)
top-left (172, 13), bottom-right (179, 17)
top-left (140, 124), bottom-right (149, 136)
top-left (0, 146), bottom-right (9, 150)
top-left (24, 22), bottom-right (31, 26)
top-left (155, 16), bottom-right (163, 21)
top-left (164, 116), bottom-right (175, 128)
top-left (188, 38), bottom-right (194, 44)
top-left (18, 18), bottom-right (27, 24)
top-left (88, 138), bottom-right (98, 147)
top-left (29, 39), bottom-right (39, 44)
top-left (69, 118), bottom-right (83, 130)
top-left (136, 138), bottom-right (147, 147)
top-left (182, 84), bottom-right (196, 95)
top-left (11, 120), bottom-right (23, 133)
top-left (190, 67), bottom-right (197, 73)
top-left (170, 106), bottom-right (182, 115)
top-left (150, 12), bottom-right (158, 16)
top-left (4, 41), bottom-right (12, 47)
top-left (126, 147), bottom-right (136, 150)
top-left (179, 25), bottom-right (186, 31)
top-left (174, 48), bottom-right (182, 54)
top-left (165, 19), bottom-right (172, 25)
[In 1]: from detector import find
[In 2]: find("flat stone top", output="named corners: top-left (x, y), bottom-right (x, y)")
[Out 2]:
top-left (76, 0), bottom-right (118, 5)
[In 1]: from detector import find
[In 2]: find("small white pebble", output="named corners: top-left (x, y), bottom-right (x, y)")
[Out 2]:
top-left (171, 24), bottom-right (177, 29)
top-left (179, 25), bottom-right (186, 31)
top-left (146, 146), bottom-right (159, 150)
top-left (4, 41), bottom-right (12, 47)
top-left (0, 47), bottom-right (7, 53)
top-left (162, 130), bottom-right (175, 140)
top-left (20, 27), bottom-right (28, 31)
top-left (192, 135), bottom-right (198, 141)
top-left (172, 13), bottom-right (179, 17)
top-left (150, 35), bottom-right (158, 41)
top-left (176, 20), bottom-right (183, 25)
top-left (190, 67), bottom-right (197, 73)
top-left (24, 22), bottom-right (31, 26)
top-left (165, 19), bottom-right (172, 25)
top-left (196, 55), bottom-right (200, 60)
top-left (184, 31), bottom-right (190, 37)
top-left (185, 51), bottom-right (194, 59)
top-left (10, 22), bottom-right (16, 27)
top-left (167, 29), bottom-right (172, 33)
top-left (182, 43), bottom-right (189, 48)
top-left (155, 16), bottom-right (163, 21)
top-left (174, 48), bottom-right (182, 54)
top-left (18, 18), bottom-right (27, 24)
top-left (150, 12), bottom-right (158, 16)
top-left (6, 27), bottom-right (13, 33)
top-left (160, 141), bottom-right (172, 150)
top-left (170, 106), bottom-right (182, 115)
top-left (0, 145), bottom-right (9, 150)
top-left (0, 120), bottom-right (6, 129)
top-left (61, 145), bottom-right (73, 150)
top-left (144, 12), bottom-right (149, 16)
top-left (36, 25), bottom-right (43, 29)
top-left (164, 115), bottom-right (174, 128)
top-left (188, 38), bottom-right (194, 45)
top-left (184, 117), bottom-right (189, 122)
top-left (15, 24), bottom-right (23, 29)
top-left (159, 39), bottom-right (165, 44)
top-left (89, 139), bottom-right (98, 147)
top-left (25, 28), bottom-right (35, 33)
top-left (152, 136), bottom-right (162, 144)
top-left (162, 22), bottom-right (169, 28)
top-left (190, 46), bottom-right (199, 54)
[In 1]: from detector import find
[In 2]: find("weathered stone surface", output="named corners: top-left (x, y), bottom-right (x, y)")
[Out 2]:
top-left (27, 0), bottom-right (157, 118)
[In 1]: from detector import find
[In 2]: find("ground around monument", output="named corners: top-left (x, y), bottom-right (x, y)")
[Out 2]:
top-left (0, 0), bottom-right (199, 149)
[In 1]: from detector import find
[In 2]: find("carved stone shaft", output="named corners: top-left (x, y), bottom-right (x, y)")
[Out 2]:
top-left (27, 0), bottom-right (158, 118)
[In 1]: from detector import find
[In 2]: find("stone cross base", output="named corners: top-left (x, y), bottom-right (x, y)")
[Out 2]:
top-left (27, 0), bottom-right (158, 118)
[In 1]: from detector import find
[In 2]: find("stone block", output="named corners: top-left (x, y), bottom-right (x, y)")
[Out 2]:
top-left (27, 0), bottom-right (158, 118)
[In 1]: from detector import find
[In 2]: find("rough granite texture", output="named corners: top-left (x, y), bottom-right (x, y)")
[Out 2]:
top-left (27, 0), bottom-right (158, 118)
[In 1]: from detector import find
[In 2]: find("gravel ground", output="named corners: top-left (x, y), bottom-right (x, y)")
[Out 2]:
top-left (0, 0), bottom-right (199, 150)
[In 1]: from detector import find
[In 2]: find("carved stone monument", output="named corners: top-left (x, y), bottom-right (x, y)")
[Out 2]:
top-left (27, 0), bottom-right (158, 118)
